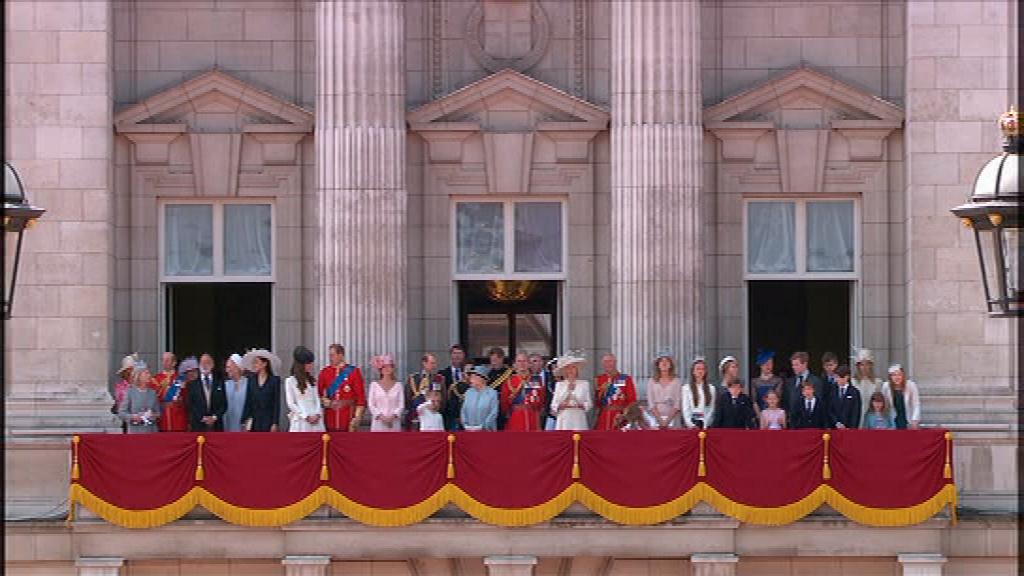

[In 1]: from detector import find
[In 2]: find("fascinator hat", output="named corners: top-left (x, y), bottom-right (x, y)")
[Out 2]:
top-left (854, 348), bottom-right (875, 364)
top-left (469, 365), bottom-right (491, 379)
top-left (371, 354), bottom-right (396, 371)
top-left (754, 349), bottom-right (775, 367)
top-left (718, 355), bottom-right (737, 374)
top-left (178, 356), bottom-right (200, 375)
top-left (116, 353), bottom-right (139, 377)
top-left (887, 363), bottom-right (904, 375)
top-left (654, 347), bottom-right (674, 361)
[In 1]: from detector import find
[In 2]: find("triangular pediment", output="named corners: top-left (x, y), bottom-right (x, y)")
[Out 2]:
top-left (703, 66), bottom-right (903, 127)
top-left (408, 69), bottom-right (609, 132)
top-left (114, 69), bottom-right (313, 134)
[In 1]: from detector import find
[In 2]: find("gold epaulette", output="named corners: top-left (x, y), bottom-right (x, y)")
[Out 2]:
top-left (489, 368), bottom-right (513, 390)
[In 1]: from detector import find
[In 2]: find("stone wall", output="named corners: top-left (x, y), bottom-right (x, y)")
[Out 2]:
top-left (4, 0), bottom-right (116, 429)
top-left (112, 0), bottom-right (313, 108)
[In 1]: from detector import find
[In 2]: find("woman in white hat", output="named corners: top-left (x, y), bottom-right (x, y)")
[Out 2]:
top-left (222, 354), bottom-right (249, 432)
top-left (647, 350), bottom-right (682, 429)
top-left (241, 349), bottom-right (281, 432)
top-left (112, 354), bottom-right (139, 434)
top-left (367, 354), bottom-right (405, 432)
top-left (550, 352), bottom-right (592, 431)
top-left (852, 348), bottom-right (881, 427)
top-left (881, 364), bottom-right (921, 429)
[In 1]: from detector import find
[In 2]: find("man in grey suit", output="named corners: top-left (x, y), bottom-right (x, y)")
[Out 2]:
top-left (782, 351), bottom-right (825, 425)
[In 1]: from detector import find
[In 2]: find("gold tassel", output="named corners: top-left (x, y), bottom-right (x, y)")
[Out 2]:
top-left (697, 431), bottom-right (707, 477)
top-left (71, 435), bottom-right (81, 480)
top-left (571, 433), bottom-right (581, 479)
top-left (66, 485), bottom-right (76, 527)
top-left (320, 434), bottom-right (331, 481)
top-left (195, 436), bottom-right (205, 481)
top-left (943, 432), bottom-right (953, 479)
top-left (446, 434), bottom-right (455, 479)
top-left (822, 433), bottom-right (832, 480)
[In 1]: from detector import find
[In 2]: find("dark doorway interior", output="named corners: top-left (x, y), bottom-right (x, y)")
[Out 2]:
top-left (747, 280), bottom-right (851, 379)
top-left (458, 280), bottom-right (559, 365)
top-left (166, 283), bottom-right (272, 370)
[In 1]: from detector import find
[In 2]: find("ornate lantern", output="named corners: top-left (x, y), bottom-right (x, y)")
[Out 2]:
top-left (3, 162), bottom-right (46, 320)
top-left (950, 107), bottom-right (1021, 317)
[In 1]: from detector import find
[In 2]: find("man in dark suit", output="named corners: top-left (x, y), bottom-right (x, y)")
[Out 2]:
top-left (792, 381), bottom-right (829, 429)
top-left (829, 365), bottom-right (862, 429)
top-left (711, 379), bottom-right (756, 429)
top-left (189, 353), bottom-right (227, 432)
top-left (440, 345), bottom-right (469, 431)
top-left (783, 351), bottom-right (825, 424)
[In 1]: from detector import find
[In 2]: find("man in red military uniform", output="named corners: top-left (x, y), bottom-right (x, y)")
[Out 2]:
top-left (501, 352), bottom-right (546, 431)
top-left (317, 344), bottom-right (366, 432)
top-left (158, 355), bottom-right (194, 432)
top-left (594, 352), bottom-right (637, 430)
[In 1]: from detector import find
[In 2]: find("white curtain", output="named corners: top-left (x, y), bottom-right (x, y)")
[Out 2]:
top-left (165, 204), bottom-right (213, 276)
top-left (807, 201), bottom-right (854, 272)
top-left (747, 202), bottom-right (796, 273)
top-left (224, 204), bottom-right (272, 275)
top-left (457, 203), bottom-right (504, 274)
top-left (514, 202), bottom-right (562, 273)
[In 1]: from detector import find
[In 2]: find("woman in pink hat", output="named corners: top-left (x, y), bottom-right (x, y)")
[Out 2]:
top-left (367, 354), bottom-right (405, 432)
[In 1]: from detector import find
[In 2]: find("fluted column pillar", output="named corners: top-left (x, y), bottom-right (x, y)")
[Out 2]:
top-left (610, 2), bottom-right (703, 378)
top-left (316, 0), bottom-right (407, 374)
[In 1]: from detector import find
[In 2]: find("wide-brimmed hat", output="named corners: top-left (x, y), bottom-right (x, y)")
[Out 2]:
top-left (718, 355), bottom-right (737, 374)
top-left (178, 357), bottom-right (200, 374)
top-left (116, 353), bottom-right (139, 376)
top-left (754, 349), bottom-right (775, 366)
top-left (553, 351), bottom-right (586, 376)
top-left (242, 349), bottom-right (282, 374)
top-left (854, 348), bottom-right (875, 364)
top-left (468, 365), bottom-right (491, 380)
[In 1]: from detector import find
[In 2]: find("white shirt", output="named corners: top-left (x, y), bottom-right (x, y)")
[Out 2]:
top-left (881, 379), bottom-right (921, 424)
top-left (417, 403), bottom-right (445, 431)
top-left (682, 382), bottom-right (716, 428)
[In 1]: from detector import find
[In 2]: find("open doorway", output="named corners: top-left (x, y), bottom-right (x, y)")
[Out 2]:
top-left (748, 280), bottom-right (851, 379)
top-left (458, 280), bottom-right (559, 365)
top-left (165, 283), bottom-right (272, 368)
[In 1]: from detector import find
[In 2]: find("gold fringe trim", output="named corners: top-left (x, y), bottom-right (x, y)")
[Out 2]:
top-left (198, 487), bottom-right (327, 527)
top-left (69, 484), bottom-right (199, 529)
top-left (577, 484), bottom-right (701, 525)
top-left (325, 485), bottom-right (449, 527)
top-left (449, 484), bottom-right (576, 527)
top-left (823, 484), bottom-right (959, 527)
top-left (69, 481), bottom-right (958, 529)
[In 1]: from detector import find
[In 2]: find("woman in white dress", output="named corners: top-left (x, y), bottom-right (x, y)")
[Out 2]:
top-left (550, 352), bottom-right (592, 431)
top-left (368, 354), bottom-right (405, 432)
top-left (852, 348), bottom-right (882, 427)
top-left (285, 346), bottom-right (325, 433)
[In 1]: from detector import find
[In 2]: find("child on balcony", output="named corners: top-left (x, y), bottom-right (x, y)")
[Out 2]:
top-left (758, 390), bottom-right (786, 430)
top-left (864, 392), bottom-right (894, 429)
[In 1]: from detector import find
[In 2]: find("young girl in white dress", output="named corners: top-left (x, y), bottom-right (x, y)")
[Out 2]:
top-left (285, 346), bottom-right (325, 432)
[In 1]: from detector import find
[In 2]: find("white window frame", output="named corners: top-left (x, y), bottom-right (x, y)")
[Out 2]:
top-left (451, 197), bottom-right (569, 280)
top-left (742, 197), bottom-right (860, 280)
top-left (158, 198), bottom-right (276, 283)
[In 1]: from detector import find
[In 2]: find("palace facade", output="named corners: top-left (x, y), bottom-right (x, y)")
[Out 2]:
top-left (4, 1), bottom-right (1018, 575)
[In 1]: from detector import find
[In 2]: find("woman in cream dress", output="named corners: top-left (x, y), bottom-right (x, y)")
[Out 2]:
top-left (284, 346), bottom-right (325, 432)
top-left (550, 352), bottom-right (592, 431)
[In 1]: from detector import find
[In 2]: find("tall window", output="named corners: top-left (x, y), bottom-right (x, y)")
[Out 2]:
top-left (160, 200), bottom-right (274, 282)
top-left (453, 199), bottom-right (566, 279)
top-left (744, 199), bottom-right (857, 279)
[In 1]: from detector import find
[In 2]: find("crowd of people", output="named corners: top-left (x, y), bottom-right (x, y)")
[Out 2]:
top-left (112, 344), bottom-right (923, 434)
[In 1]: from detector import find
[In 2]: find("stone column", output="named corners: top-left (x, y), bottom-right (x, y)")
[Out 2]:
top-left (609, 1), bottom-right (703, 378)
top-left (315, 0), bottom-right (407, 374)
top-left (76, 557), bottom-right (123, 576)
top-left (897, 554), bottom-right (946, 576)
top-left (484, 556), bottom-right (537, 576)
top-left (690, 553), bottom-right (738, 576)
top-left (282, 555), bottom-right (331, 576)
top-left (4, 0), bottom-right (116, 431)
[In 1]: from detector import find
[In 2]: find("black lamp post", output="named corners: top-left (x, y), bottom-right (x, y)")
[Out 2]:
top-left (950, 107), bottom-right (1021, 317)
top-left (4, 162), bottom-right (46, 320)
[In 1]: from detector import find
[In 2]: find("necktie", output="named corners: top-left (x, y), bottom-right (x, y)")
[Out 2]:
top-left (805, 399), bottom-right (812, 412)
